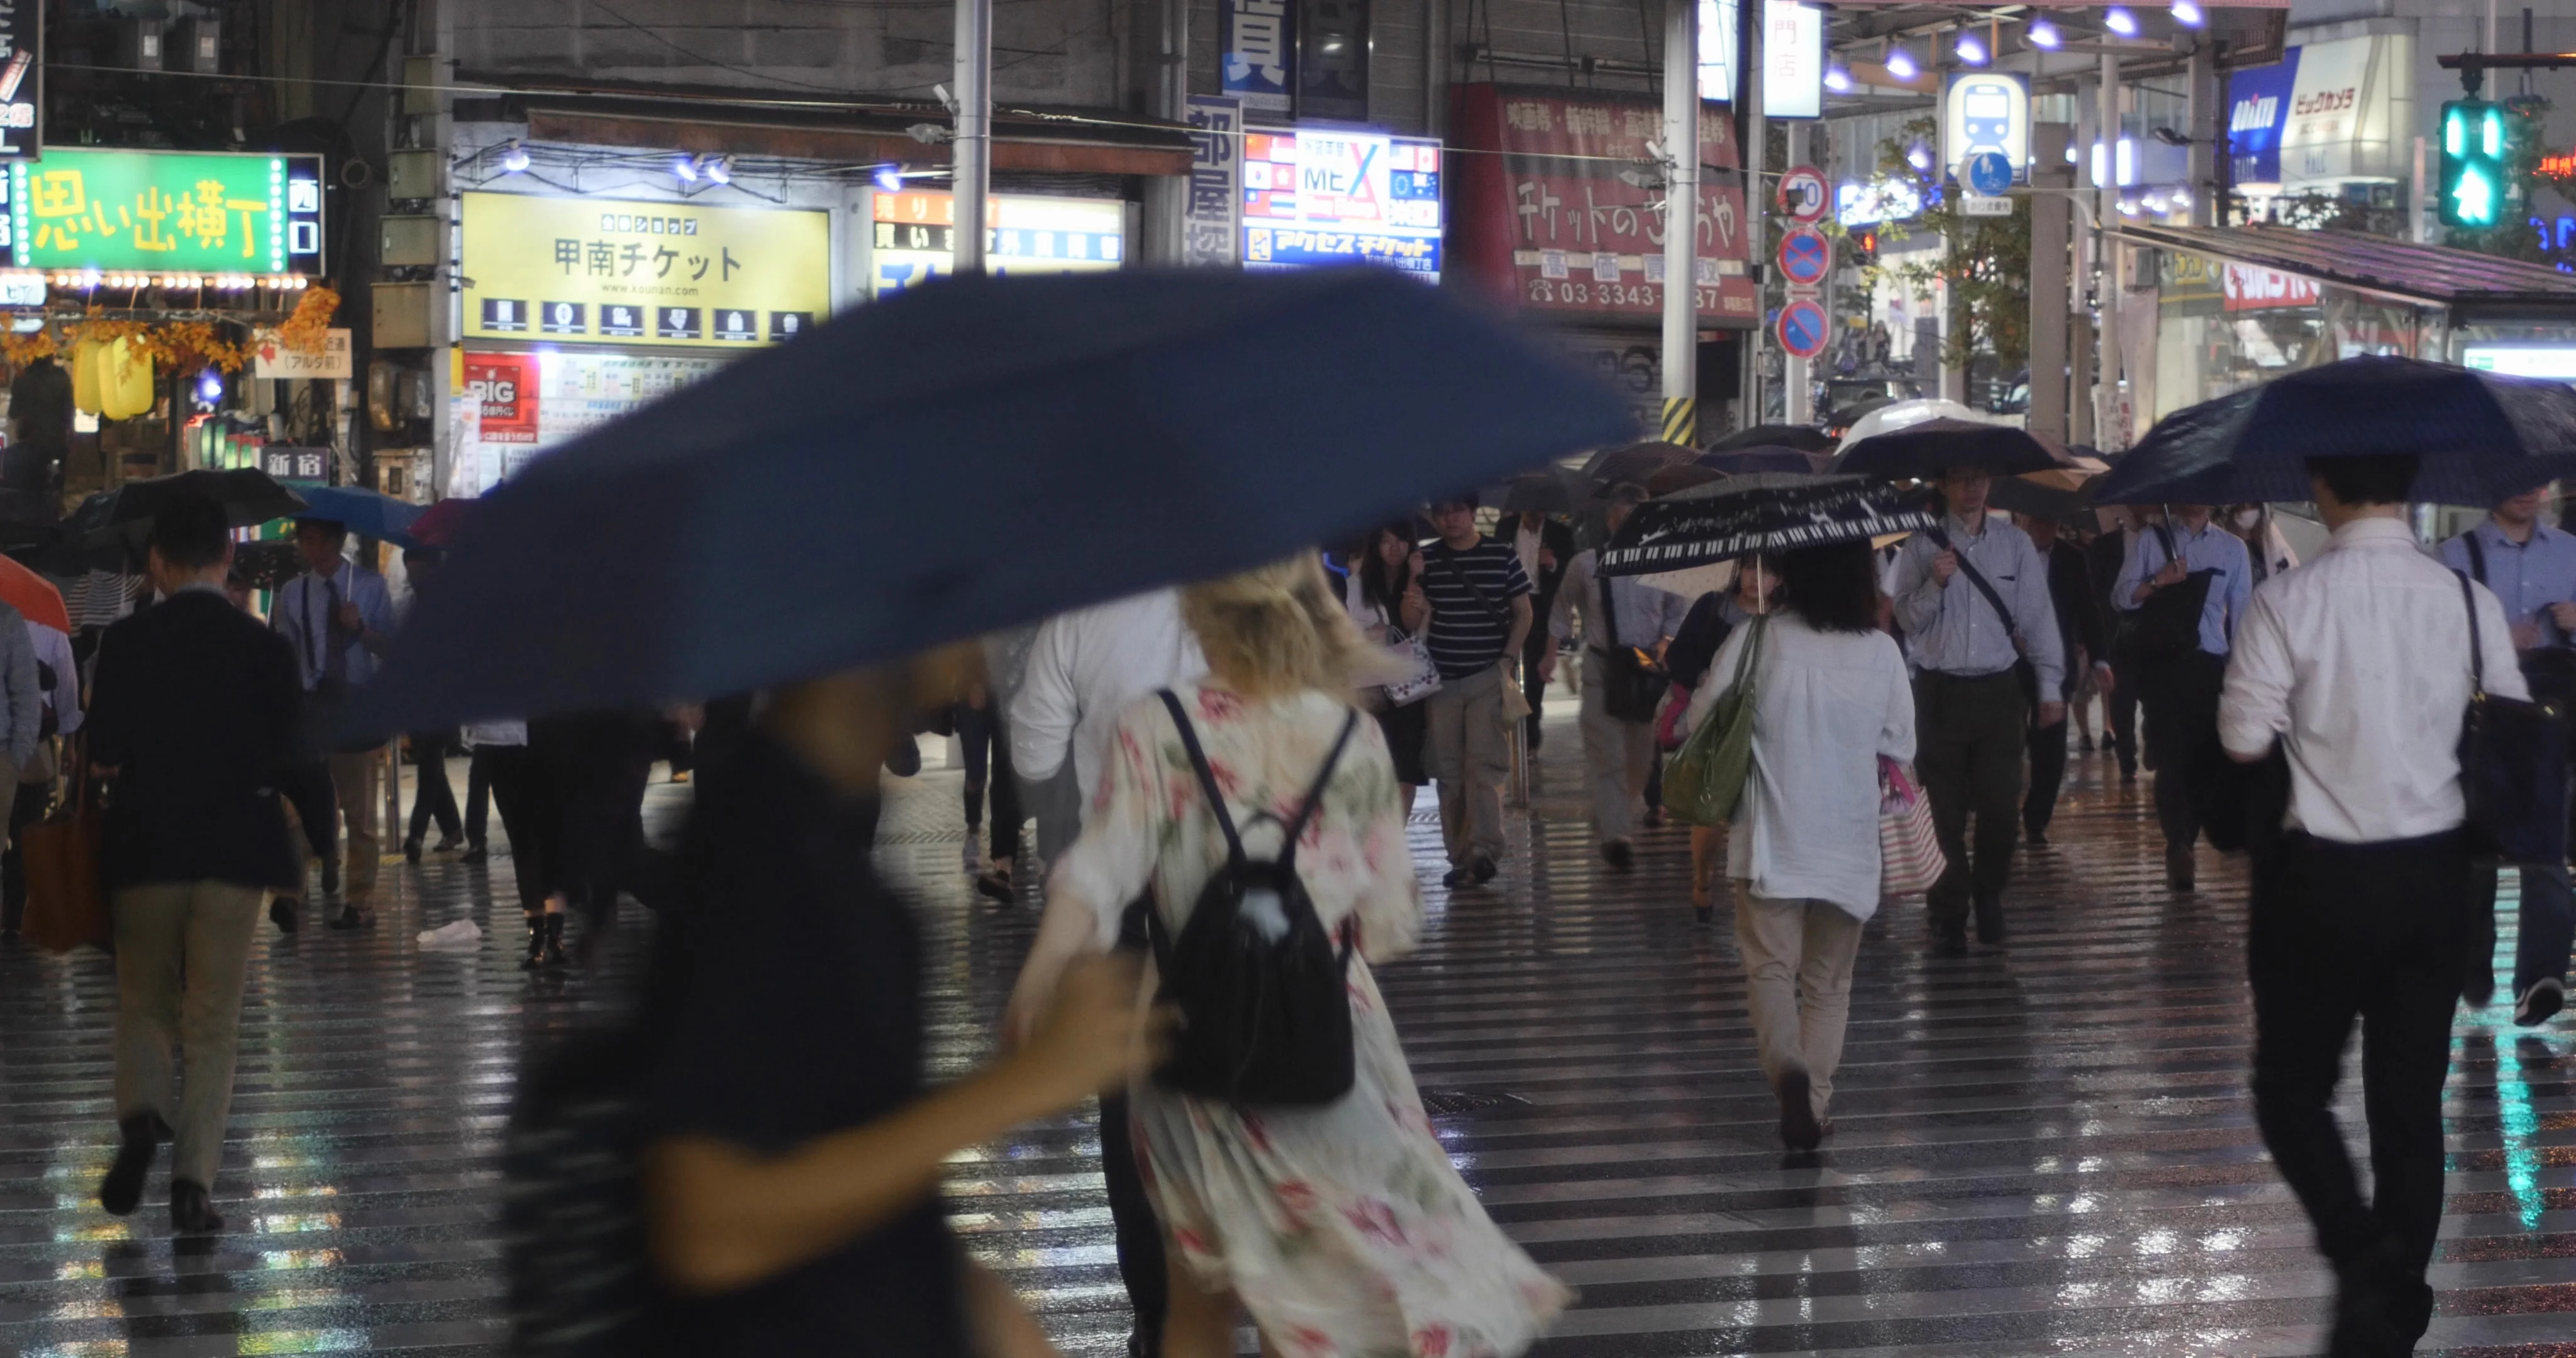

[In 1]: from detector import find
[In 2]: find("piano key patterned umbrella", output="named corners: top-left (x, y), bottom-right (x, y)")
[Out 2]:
top-left (1597, 473), bottom-right (1938, 577)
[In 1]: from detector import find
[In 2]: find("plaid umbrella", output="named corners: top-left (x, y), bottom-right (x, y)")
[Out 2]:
top-left (1599, 473), bottom-right (1938, 577)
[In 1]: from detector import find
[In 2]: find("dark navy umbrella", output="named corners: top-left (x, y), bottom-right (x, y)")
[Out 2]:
top-left (1709, 423), bottom-right (1835, 454)
top-left (2094, 356), bottom-right (2576, 506)
top-left (350, 268), bottom-right (1636, 731)
top-left (1697, 445), bottom-right (1827, 476)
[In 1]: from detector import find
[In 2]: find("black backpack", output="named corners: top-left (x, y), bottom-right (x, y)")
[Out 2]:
top-left (1141, 689), bottom-right (1362, 1107)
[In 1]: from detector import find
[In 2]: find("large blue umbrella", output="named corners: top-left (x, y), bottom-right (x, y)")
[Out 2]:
top-left (349, 268), bottom-right (1636, 732)
top-left (2094, 356), bottom-right (2576, 506)
top-left (291, 484), bottom-right (428, 544)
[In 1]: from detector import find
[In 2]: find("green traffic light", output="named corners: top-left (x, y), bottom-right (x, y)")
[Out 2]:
top-left (2438, 97), bottom-right (2509, 229)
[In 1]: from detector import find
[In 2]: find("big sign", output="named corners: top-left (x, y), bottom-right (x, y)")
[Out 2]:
top-left (462, 191), bottom-right (830, 350)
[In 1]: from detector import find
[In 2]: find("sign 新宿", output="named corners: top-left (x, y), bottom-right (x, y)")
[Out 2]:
top-left (461, 192), bottom-right (830, 350)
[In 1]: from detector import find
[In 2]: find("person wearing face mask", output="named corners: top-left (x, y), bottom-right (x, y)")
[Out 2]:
top-left (2438, 481), bottom-right (2576, 1027)
top-left (2224, 504), bottom-right (2300, 585)
top-left (2114, 503), bottom-right (2254, 892)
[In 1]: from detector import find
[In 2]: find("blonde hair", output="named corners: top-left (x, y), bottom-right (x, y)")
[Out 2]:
top-left (1181, 555), bottom-right (1362, 701)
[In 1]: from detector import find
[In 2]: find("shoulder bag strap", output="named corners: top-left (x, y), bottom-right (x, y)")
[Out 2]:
top-left (1596, 566), bottom-right (1620, 656)
top-left (1276, 709), bottom-right (1362, 869)
top-left (1926, 525), bottom-right (2019, 640)
top-left (1157, 690), bottom-right (1246, 870)
top-left (2458, 570), bottom-right (2487, 698)
top-left (1432, 546), bottom-right (1511, 626)
top-left (2465, 530), bottom-right (2489, 585)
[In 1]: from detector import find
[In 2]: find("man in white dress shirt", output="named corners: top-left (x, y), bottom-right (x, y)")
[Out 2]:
top-left (271, 518), bottom-right (397, 926)
top-left (2218, 453), bottom-right (2526, 1357)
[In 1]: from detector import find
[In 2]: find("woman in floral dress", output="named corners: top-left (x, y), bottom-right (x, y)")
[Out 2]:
top-left (1007, 556), bottom-right (1568, 1358)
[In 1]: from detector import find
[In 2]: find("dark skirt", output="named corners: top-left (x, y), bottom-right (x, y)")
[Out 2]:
top-left (1373, 697), bottom-right (1430, 786)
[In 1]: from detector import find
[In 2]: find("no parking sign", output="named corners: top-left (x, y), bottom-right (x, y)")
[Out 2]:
top-left (1776, 226), bottom-right (1831, 289)
top-left (1776, 297), bottom-right (1829, 360)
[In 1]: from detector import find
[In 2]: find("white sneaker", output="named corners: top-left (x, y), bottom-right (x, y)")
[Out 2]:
top-left (2515, 976), bottom-right (2565, 1027)
top-left (962, 839), bottom-right (983, 873)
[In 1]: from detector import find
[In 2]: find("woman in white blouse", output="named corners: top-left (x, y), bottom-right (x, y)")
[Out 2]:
top-left (1685, 539), bottom-right (1916, 1151)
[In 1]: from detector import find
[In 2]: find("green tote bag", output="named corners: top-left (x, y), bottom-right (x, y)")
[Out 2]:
top-left (1664, 616), bottom-right (1767, 827)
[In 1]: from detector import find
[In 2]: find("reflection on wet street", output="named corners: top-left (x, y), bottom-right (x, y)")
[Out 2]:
top-left (3, 729), bottom-right (2572, 1355)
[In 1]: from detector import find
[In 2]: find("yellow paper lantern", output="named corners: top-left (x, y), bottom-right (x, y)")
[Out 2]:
top-left (101, 338), bottom-right (155, 421)
top-left (70, 338), bottom-right (103, 416)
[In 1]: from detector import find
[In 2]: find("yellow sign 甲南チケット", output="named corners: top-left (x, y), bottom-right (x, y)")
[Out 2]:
top-left (460, 192), bottom-right (831, 350)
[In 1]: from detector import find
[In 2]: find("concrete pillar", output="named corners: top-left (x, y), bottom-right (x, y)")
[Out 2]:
top-left (2029, 122), bottom-right (2072, 444)
top-left (1783, 120), bottom-right (1813, 426)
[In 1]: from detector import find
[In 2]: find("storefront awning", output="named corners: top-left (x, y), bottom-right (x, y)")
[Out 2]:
top-left (2108, 223), bottom-right (2576, 312)
top-left (455, 76), bottom-right (1193, 177)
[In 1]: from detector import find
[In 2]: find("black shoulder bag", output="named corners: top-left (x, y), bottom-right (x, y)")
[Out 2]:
top-left (1595, 573), bottom-right (1669, 723)
top-left (2118, 524), bottom-right (2217, 666)
top-left (1145, 691), bottom-right (1363, 1107)
top-left (2457, 570), bottom-right (2570, 867)
top-left (1925, 526), bottom-right (2040, 710)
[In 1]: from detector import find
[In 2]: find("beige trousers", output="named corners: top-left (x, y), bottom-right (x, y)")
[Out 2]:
top-left (1577, 661), bottom-right (1655, 844)
top-left (113, 881), bottom-right (266, 1189)
top-left (293, 747), bottom-right (384, 902)
top-left (1423, 662), bottom-right (1509, 866)
top-left (1732, 888), bottom-right (1866, 1118)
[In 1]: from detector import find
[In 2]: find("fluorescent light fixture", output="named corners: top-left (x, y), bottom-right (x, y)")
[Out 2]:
top-left (1824, 63), bottom-right (1852, 92)
top-left (2118, 198), bottom-right (2140, 216)
top-left (2170, 0), bottom-right (2204, 26)
top-left (1885, 46), bottom-right (1918, 81)
top-left (499, 140), bottom-right (530, 174)
top-left (2118, 136), bottom-right (2137, 185)
top-left (702, 155), bottom-right (731, 185)
top-left (1906, 144), bottom-right (1932, 170)
top-left (2169, 187), bottom-right (2192, 206)
top-left (1955, 33), bottom-right (1988, 65)
top-left (874, 164), bottom-right (904, 192)
top-left (2028, 19), bottom-right (2061, 49)
top-left (671, 153), bottom-right (699, 182)
top-left (2104, 6), bottom-right (2138, 36)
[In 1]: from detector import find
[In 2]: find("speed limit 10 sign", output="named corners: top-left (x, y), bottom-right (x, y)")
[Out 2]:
top-left (1776, 165), bottom-right (1829, 223)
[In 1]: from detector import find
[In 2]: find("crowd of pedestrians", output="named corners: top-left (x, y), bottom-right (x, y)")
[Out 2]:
top-left (35, 436), bottom-right (2572, 1358)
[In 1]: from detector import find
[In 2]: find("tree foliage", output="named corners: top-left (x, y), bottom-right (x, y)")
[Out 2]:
top-left (1850, 116), bottom-right (2033, 373)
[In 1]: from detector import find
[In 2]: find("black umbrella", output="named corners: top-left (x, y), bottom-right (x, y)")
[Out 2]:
top-left (2094, 356), bottom-right (2576, 507)
top-left (1834, 418), bottom-right (2060, 480)
top-left (1709, 423), bottom-right (1835, 455)
top-left (1599, 473), bottom-right (1938, 577)
top-left (69, 468), bottom-right (307, 547)
top-left (347, 267), bottom-right (1635, 732)
top-left (1578, 441), bottom-right (1696, 494)
top-left (1697, 445), bottom-right (1829, 476)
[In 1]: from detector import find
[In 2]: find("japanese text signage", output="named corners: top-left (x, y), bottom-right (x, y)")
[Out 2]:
top-left (460, 192), bottom-right (831, 351)
top-left (0, 1), bottom-right (40, 162)
top-left (1223, 0), bottom-right (1294, 114)
top-left (1185, 95), bottom-right (1243, 267)
top-left (1241, 127), bottom-right (1442, 279)
top-left (1447, 85), bottom-right (1757, 326)
top-left (1762, 1), bottom-right (1823, 120)
top-left (9, 150), bottom-right (325, 273)
top-left (867, 190), bottom-right (1126, 297)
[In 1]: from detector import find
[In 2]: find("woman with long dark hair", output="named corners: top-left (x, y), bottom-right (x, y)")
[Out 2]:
top-left (1345, 521), bottom-right (1431, 813)
top-left (1684, 540), bottom-right (1914, 1151)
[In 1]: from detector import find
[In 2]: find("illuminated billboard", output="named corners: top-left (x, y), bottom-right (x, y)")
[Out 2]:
top-left (1240, 127), bottom-right (1443, 279)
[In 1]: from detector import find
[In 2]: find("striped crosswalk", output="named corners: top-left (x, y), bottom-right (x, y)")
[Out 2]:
top-left (1, 734), bottom-right (2570, 1355)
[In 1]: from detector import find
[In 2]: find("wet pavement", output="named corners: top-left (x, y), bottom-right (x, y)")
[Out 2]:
top-left (4, 712), bottom-right (2573, 1356)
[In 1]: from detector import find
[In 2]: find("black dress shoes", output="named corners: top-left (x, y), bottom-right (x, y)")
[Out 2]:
top-left (170, 1179), bottom-right (225, 1234)
top-left (99, 1113), bottom-right (169, 1217)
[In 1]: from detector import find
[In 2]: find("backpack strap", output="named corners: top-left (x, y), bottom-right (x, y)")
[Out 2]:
top-left (2458, 570), bottom-right (2487, 698)
top-left (1277, 709), bottom-right (1362, 869)
top-left (1924, 524), bottom-right (2019, 641)
top-left (1158, 690), bottom-right (1245, 871)
top-left (2465, 529), bottom-right (2489, 585)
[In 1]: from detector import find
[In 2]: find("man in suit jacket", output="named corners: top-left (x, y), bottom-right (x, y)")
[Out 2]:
top-left (89, 492), bottom-right (305, 1235)
top-left (1511, 509), bottom-right (1574, 749)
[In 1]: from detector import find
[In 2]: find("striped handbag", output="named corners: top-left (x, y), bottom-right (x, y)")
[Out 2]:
top-left (1879, 758), bottom-right (1945, 898)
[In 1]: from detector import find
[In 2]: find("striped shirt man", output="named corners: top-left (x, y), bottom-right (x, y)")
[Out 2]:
top-left (1419, 538), bottom-right (1532, 680)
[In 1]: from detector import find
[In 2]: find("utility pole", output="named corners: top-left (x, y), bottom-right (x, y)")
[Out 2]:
top-left (1783, 120), bottom-right (1812, 426)
top-left (1740, 4), bottom-right (1764, 431)
top-left (2096, 50), bottom-right (2123, 449)
top-left (952, 0), bottom-right (993, 276)
top-left (1660, 0), bottom-right (1699, 447)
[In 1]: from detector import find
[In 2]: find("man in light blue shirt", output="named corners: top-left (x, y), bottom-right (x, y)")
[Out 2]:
top-left (2439, 482), bottom-right (2576, 1025)
top-left (1886, 468), bottom-right (2064, 955)
top-left (271, 517), bottom-right (397, 924)
top-left (2113, 503), bottom-right (2251, 892)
